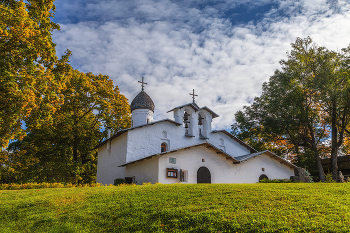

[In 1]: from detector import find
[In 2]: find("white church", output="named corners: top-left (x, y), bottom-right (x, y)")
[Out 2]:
top-left (96, 79), bottom-right (296, 184)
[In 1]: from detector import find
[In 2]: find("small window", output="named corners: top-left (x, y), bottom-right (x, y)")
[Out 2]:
top-left (166, 168), bottom-right (178, 178)
top-left (161, 142), bottom-right (167, 153)
top-left (202, 158), bottom-right (205, 162)
top-left (162, 130), bottom-right (167, 138)
top-left (180, 169), bottom-right (188, 182)
top-left (147, 119), bottom-right (149, 123)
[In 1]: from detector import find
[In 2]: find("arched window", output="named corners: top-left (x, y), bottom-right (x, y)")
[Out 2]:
top-left (161, 142), bottom-right (167, 153)
top-left (162, 130), bottom-right (167, 138)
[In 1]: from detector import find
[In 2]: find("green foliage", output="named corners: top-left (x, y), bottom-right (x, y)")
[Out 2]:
top-left (304, 170), bottom-right (314, 183)
top-left (4, 69), bottom-right (131, 184)
top-left (293, 149), bottom-right (319, 181)
top-left (232, 37), bottom-right (350, 182)
top-left (0, 0), bottom-right (61, 147)
top-left (113, 179), bottom-right (126, 185)
top-left (0, 182), bottom-right (104, 190)
top-left (0, 1), bottom-right (131, 184)
top-left (259, 178), bottom-right (292, 183)
top-left (324, 173), bottom-right (336, 183)
top-left (1, 184), bottom-right (350, 232)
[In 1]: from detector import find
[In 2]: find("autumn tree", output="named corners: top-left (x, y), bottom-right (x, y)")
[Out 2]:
top-left (232, 37), bottom-right (350, 181)
top-left (6, 69), bottom-right (131, 183)
top-left (313, 46), bottom-right (350, 180)
top-left (0, 0), bottom-right (61, 148)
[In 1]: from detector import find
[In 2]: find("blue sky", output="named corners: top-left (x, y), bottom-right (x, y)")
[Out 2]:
top-left (51, 0), bottom-right (350, 129)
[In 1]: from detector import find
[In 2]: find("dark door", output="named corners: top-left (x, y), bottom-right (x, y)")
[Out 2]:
top-left (197, 166), bottom-right (211, 183)
top-left (259, 174), bottom-right (268, 182)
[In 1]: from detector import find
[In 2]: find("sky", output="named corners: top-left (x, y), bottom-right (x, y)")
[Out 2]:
top-left (51, 0), bottom-right (350, 130)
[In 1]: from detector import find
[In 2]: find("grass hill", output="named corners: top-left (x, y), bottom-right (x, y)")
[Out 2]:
top-left (1, 183), bottom-right (350, 232)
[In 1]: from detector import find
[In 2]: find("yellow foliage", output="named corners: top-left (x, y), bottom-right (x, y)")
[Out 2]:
top-left (0, 0), bottom-right (60, 147)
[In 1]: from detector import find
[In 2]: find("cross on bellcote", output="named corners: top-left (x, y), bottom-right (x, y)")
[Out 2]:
top-left (138, 77), bottom-right (147, 91)
top-left (189, 89), bottom-right (198, 103)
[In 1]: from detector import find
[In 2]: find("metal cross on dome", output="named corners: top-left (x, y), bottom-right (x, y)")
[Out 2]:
top-left (189, 89), bottom-right (198, 103)
top-left (138, 77), bottom-right (147, 91)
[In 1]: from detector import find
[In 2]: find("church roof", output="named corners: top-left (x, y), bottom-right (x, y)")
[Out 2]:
top-left (235, 150), bottom-right (297, 169)
top-left (200, 106), bottom-right (219, 118)
top-left (167, 102), bottom-right (200, 113)
top-left (130, 91), bottom-right (155, 112)
top-left (95, 119), bottom-right (181, 149)
top-left (167, 103), bottom-right (219, 118)
top-left (211, 130), bottom-right (257, 153)
top-left (118, 142), bottom-right (240, 167)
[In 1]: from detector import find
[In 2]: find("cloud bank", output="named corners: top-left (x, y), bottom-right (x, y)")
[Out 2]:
top-left (52, 0), bottom-right (350, 129)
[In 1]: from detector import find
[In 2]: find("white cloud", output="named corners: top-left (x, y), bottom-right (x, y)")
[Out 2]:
top-left (52, 0), bottom-right (350, 129)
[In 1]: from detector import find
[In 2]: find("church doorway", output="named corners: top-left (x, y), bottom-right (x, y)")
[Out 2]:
top-left (197, 166), bottom-right (211, 183)
top-left (259, 174), bottom-right (269, 182)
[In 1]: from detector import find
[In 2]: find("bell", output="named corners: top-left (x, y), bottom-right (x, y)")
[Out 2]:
top-left (198, 114), bottom-right (203, 125)
top-left (183, 112), bottom-right (190, 122)
top-left (185, 122), bottom-right (189, 128)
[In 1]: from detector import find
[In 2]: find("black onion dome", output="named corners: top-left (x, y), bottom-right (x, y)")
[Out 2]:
top-left (130, 91), bottom-right (155, 112)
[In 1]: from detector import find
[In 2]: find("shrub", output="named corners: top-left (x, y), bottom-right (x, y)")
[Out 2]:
top-left (259, 178), bottom-right (292, 183)
top-left (324, 173), bottom-right (336, 183)
top-left (0, 182), bottom-right (104, 190)
top-left (118, 183), bottom-right (136, 187)
top-left (304, 170), bottom-right (314, 183)
top-left (114, 178), bottom-right (126, 185)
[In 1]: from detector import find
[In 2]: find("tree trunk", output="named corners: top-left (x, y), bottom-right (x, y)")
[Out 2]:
top-left (308, 123), bottom-right (325, 182)
top-left (73, 147), bottom-right (78, 162)
top-left (314, 151), bottom-right (325, 182)
top-left (331, 102), bottom-right (339, 181)
top-left (310, 140), bottom-right (325, 182)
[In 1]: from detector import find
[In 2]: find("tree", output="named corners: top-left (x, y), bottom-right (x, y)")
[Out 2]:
top-left (232, 37), bottom-right (350, 182)
top-left (313, 46), bottom-right (350, 180)
top-left (0, 0), bottom-right (61, 148)
top-left (6, 69), bottom-right (131, 183)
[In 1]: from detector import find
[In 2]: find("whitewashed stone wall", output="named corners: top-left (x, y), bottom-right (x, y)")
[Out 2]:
top-left (157, 147), bottom-right (294, 184)
top-left (121, 146), bottom-right (294, 184)
top-left (125, 156), bottom-right (159, 184)
top-left (131, 109), bottom-right (153, 127)
top-left (96, 132), bottom-right (128, 185)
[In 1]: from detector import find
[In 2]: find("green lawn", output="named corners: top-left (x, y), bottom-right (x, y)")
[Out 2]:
top-left (1, 183), bottom-right (350, 232)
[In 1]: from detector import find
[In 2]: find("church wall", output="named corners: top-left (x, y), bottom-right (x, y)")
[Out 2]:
top-left (96, 132), bottom-right (128, 185)
top-left (126, 121), bottom-right (208, 163)
top-left (125, 121), bottom-right (254, 167)
top-left (125, 156), bottom-right (159, 184)
top-left (157, 146), bottom-right (294, 184)
top-left (233, 154), bottom-right (294, 182)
